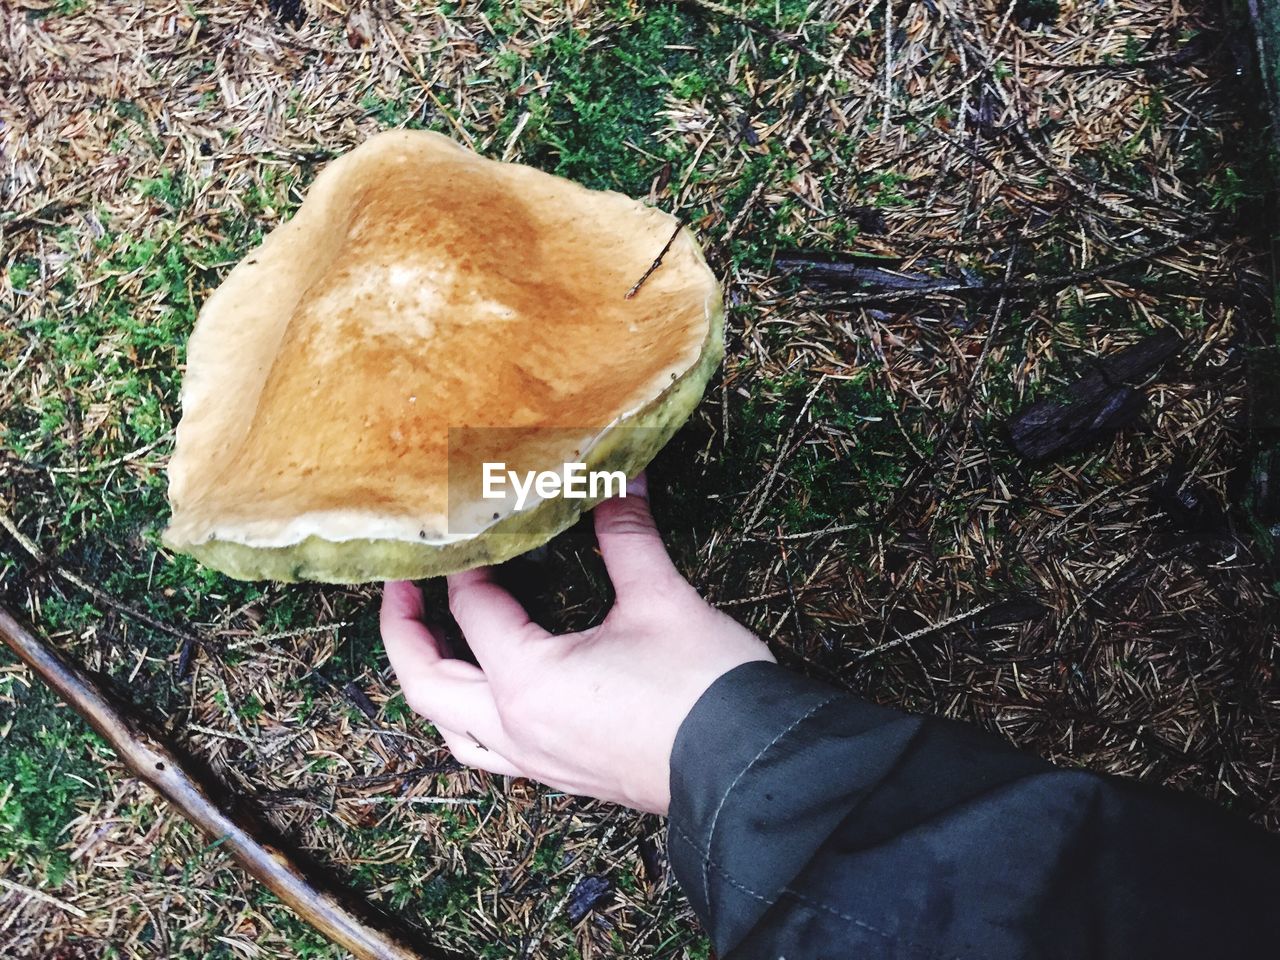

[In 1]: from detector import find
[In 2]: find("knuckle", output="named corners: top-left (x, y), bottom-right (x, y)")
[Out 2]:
top-left (498, 687), bottom-right (552, 742)
top-left (442, 739), bottom-right (471, 766)
top-left (498, 685), bottom-right (537, 725)
top-left (402, 689), bottom-right (433, 719)
top-left (623, 567), bottom-right (693, 602)
top-left (607, 511), bottom-right (660, 538)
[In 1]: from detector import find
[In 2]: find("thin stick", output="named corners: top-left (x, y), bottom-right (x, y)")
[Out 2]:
top-left (0, 874), bottom-right (88, 919)
top-left (851, 601), bottom-right (997, 663)
top-left (805, 226), bottom-right (1212, 307)
top-left (380, 23), bottom-right (475, 150)
top-left (0, 605), bottom-right (435, 960)
top-left (881, 0), bottom-right (893, 138)
top-left (743, 374), bottom-right (828, 532)
top-left (0, 509), bottom-right (197, 645)
top-left (625, 223), bottom-right (683, 299)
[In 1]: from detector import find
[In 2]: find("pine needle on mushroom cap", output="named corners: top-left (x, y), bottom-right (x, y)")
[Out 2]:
top-left (163, 131), bottom-right (724, 583)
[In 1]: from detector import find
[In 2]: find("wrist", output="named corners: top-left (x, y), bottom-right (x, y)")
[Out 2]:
top-left (627, 655), bottom-right (772, 815)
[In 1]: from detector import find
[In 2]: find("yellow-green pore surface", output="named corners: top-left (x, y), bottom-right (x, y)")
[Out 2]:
top-left (163, 131), bottom-right (723, 583)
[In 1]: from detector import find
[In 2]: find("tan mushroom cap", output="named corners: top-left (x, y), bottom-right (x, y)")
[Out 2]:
top-left (163, 130), bottom-right (723, 582)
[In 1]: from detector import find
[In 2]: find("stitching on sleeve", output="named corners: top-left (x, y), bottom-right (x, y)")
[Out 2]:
top-left (670, 822), bottom-right (970, 960)
top-left (698, 695), bottom-right (838, 911)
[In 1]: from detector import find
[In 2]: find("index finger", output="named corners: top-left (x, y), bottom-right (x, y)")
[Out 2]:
top-left (380, 580), bottom-right (506, 741)
top-left (446, 567), bottom-right (547, 669)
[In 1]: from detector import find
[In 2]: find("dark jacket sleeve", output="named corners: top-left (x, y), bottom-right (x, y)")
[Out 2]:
top-left (667, 661), bottom-right (1280, 960)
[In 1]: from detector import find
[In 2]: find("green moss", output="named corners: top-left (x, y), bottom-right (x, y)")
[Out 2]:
top-left (6, 258), bottom-right (39, 290)
top-left (139, 169), bottom-right (190, 210)
top-left (253, 900), bottom-right (349, 959)
top-left (518, 7), bottom-right (742, 196)
top-left (781, 376), bottom-right (908, 530)
top-left (2, 173), bottom-right (304, 619)
top-left (360, 86), bottom-right (416, 128)
top-left (655, 369), bottom-right (917, 550)
top-left (0, 660), bottom-right (106, 870)
top-left (864, 170), bottom-right (912, 208)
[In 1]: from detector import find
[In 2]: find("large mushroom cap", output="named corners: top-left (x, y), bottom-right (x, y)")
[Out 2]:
top-left (163, 130), bottom-right (723, 582)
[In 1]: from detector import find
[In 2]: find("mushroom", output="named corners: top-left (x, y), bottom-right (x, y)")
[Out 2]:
top-left (163, 131), bottom-right (723, 582)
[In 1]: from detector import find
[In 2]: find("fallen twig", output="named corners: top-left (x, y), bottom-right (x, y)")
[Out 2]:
top-left (0, 875), bottom-right (88, 919)
top-left (783, 227), bottom-right (1214, 307)
top-left (0, 508), bottom-right (198, 645)
top-left (625, 222), bottom-right (683, 299)
top-left (851, 601), bottom-right (998, 663)
top-left (0, 605), bottom-right (436, 960)
top-left (1005, 328), bottom-right (1184, 461)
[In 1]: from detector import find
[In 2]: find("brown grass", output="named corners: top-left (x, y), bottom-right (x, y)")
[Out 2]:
top-left (2, 0), bottom-right (1278, 957)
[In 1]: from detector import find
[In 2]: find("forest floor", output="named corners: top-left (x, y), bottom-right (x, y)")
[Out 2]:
top-left (2, 0), bottom-right (1278, 957)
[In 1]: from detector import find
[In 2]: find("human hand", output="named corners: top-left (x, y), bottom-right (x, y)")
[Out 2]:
top-left (379, 476), bottom-right (774, 814)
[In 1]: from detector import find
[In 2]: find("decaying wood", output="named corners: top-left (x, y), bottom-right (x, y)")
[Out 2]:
top-left (777, 229), bottom-right (1217, 307)
top-left (1006, 328), bottom-right (1184, 461)
top-left (774, 254), bottom-right (949, 293)
top-left (0, 604), bottom-right (435, 960)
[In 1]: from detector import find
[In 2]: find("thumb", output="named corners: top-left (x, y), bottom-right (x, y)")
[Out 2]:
top-left (593, 472), bottom-right (686, 601)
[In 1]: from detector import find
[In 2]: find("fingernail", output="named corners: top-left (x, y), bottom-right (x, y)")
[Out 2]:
top-left (626, 473), bottom-right (649, 498)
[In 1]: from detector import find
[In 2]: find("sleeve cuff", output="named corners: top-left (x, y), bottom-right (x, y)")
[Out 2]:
top-left (664, 664), bottom-right (1280, 960)
top-left (666, 661), bottom-right (907, 945)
